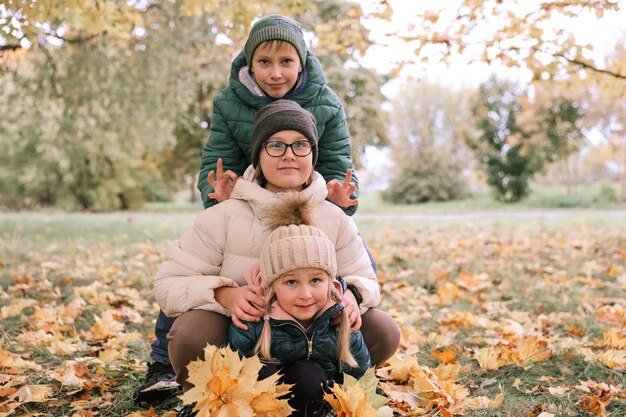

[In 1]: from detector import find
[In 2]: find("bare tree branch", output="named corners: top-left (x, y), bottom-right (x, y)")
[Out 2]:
top-left (556, 53), bottom-right (626, 80)
top-left (0, 44), bottom-right (21, 52)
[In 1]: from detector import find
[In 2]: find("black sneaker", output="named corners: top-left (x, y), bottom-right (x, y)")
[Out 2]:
top-left (133, 361), bottom-right (180, 405)
top-left (176, 404), bottom-right (197, 417)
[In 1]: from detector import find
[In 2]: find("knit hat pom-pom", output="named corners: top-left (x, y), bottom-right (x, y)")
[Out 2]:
top-left (264, 192), bottom-right (316, 230)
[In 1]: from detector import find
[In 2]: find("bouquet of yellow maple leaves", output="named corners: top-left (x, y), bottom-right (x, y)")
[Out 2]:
top-left (180, 344), bottom-right (293, 417)
top-left (181, 345), bottom-right (392, 417)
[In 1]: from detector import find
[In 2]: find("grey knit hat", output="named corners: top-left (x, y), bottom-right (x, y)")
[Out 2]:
top-left (260, 224), bottom-right (337, 288)
top-left (251, 100), bottom-right (318, 168)
top-left (244, 14), bottom-right (307, 67)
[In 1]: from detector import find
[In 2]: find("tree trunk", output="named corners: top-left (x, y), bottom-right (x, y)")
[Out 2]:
top-left (619, 136), bottom-right (626, 203)
top-left (188, 174), bottom-right (200, 203)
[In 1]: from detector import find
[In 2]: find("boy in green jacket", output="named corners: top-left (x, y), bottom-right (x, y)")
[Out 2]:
top-left (198, 14), bottom-right (359, 214)
top-left (134, 14), bottom-right (368, 406)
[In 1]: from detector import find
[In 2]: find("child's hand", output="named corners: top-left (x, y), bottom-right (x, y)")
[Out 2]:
top-left (326, 169), bottom-right (358, 209)
top-left (332, 289), bottom-right (362, 332)
top-left (215, 285), bottom-right (265, 330)
top-left (208, 158), bottom-right (239, 203)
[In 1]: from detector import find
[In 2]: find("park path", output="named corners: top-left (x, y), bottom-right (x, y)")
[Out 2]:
top-left (1, 209), bottom-right (625, 221)
top-left (354, 209), bottom-right (626, 221)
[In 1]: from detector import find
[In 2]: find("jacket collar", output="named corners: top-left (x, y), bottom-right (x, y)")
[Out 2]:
top-left (230, 165), bottom-right (328, 225)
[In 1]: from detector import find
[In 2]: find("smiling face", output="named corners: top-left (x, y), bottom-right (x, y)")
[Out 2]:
top-left (259, 130), bottom-right (314, 192)
top-left (274, 268), bottom-right (331, 328)
top-left (250, 40), bottom-right (302, 98)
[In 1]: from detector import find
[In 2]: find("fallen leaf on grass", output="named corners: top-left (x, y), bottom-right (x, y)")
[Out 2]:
top-left (88, 311), bottom-right (125, 341)
top-left (515, 337), bottom-right (552, 368)
top-left (9, 384), bottom-right (53, 402)
top-left (431, 346), bottom-right (457, 364)
top-left (0, 347), bottom-right (42, 372)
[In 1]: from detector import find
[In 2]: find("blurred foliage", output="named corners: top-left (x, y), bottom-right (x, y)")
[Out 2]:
top-left (465, 77), bottom-right (586, 202)
top-left (390, 0), bottom-right (626, 81)
top-left (382, 151), bottom-right (469, 204)
top-left (0, 2), bottom-right (230, 210)
top-left (0, 0), bottom-right (389, 210)
top-left (382, 80), bottom-right (473, 203)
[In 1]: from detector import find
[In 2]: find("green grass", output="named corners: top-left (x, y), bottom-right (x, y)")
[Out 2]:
top-left (356, 182), bottom-right (626, 214)
top-left (1, 211), bottom-right (624, 416)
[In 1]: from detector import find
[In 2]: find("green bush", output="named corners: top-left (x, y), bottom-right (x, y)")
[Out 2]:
top-left (596, 181), bottom-right (618, 203)
top-left (382, 155), bottom-right (468, 204)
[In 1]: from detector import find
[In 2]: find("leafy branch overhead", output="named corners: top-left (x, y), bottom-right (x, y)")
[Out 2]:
top-left (384, 0), bottom-right (625, 80)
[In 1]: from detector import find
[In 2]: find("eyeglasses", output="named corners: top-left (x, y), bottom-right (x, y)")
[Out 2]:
top-left (262, 141), bottom-right (313, 157)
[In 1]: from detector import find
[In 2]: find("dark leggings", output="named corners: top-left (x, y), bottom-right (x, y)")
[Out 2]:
top-left (167, 308), bottom-right (400, 391)
top-left (260, 361), bottom-right (329, 417)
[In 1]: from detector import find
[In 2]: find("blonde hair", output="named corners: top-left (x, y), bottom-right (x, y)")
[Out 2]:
top-left (253, 274), bottom-right (357, 369)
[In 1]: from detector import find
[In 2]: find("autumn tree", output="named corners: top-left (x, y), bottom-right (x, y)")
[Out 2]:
top-left (382, 80), bottom-right (472, 203)
top-left (389, 0), bottom-right (625, 82)
top-left (466, 76), bottom-right (587, 202)
top-left (0, 1), bottom-right (390, 209)
top-left (465, 78), bottom-right (541, 202)
top-left (0, 2), bottom-right (230, 210)
top-left (300, 0), bottom-right (389, 160)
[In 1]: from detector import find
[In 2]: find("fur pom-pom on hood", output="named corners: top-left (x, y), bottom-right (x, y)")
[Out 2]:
top-left (263, 192), bottom-right (318, 230)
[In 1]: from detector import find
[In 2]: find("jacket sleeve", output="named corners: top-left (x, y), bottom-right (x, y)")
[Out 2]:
top-left (153, 208), bottom-right (238, 317)
top-left (198, 97), bottom-right (249, 209)
top-left (334, 214), bottom-right (380, 313)
top-left (344, 331), bottom-right (372, 379)
top-left (226, 322), bottom-right (259, 358)
top-left (315, 96), bottom-right (359, 216)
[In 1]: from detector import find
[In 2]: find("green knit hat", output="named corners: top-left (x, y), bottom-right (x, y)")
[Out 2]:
top-left (244, 14), bottom-right (307, 67)
top-left (251, 100), bottom-right (318, 168)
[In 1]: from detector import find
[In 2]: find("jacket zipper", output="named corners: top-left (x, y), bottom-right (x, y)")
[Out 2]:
top-left (276, 322), bottom-right (316, 360)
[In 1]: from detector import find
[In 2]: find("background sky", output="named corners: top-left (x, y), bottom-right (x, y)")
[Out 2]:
top-left (353, 0), bottom-right (626, 191)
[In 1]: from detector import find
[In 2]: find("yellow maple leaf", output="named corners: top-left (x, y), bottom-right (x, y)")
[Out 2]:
top-left (514, 337), bottom-right (552, 367)
top-left (474, 347), bottom-right (507, 371)
top-left (10, 384), bottom-right (53, 403)
top-left (325, 384), bottom-right (378, 417)
top-left (90, 311), bottom-right (125, 341)
top-left (50, 362), bottom-right (87, 388)
top-left (0, 346), bottom-right (42, 371)
top-left (180, 344), bottom-right (292, 417)
top-left (598, 349), bottom-right (626, 370)
top-left (325, 368), bottom-right (388, 417)
top-left (431, 346), bottom-right (457, 364)
top-left (0, 298), bottom-right (37, 319)
top-left (464, 384), bottom-right (504, 410)
top-left (377, 354), bottom-right (421, 383)
top-left (601, 331), bottom-right (626, 349)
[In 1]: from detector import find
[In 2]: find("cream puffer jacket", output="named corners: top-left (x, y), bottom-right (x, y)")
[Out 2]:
top-left (153, 166), bottom-right (379, 318)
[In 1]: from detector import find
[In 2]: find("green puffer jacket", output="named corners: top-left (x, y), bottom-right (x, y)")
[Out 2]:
top-left (227, 303), bottom-right (371, 381)
top-left (198, 50), bottom-right (358, 216)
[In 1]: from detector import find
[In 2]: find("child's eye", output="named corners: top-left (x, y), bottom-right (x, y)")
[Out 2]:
top-left (267, 141), bottom-right (286, 149)
top-left (311, 278), bottom-right (321, 284)
top-left (285, 280), bottom-right (297, 286)
top-left (292, 141), bottom-right (309, 149)
top-left (282, 58), bottom-right (294, 64)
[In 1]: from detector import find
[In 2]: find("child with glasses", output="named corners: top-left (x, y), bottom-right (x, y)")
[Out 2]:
top-left (151, 100), bottom-right (399, 417)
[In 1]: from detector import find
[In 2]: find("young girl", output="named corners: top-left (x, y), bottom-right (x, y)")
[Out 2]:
top-left (227, 196), bottom-right (371, 417)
